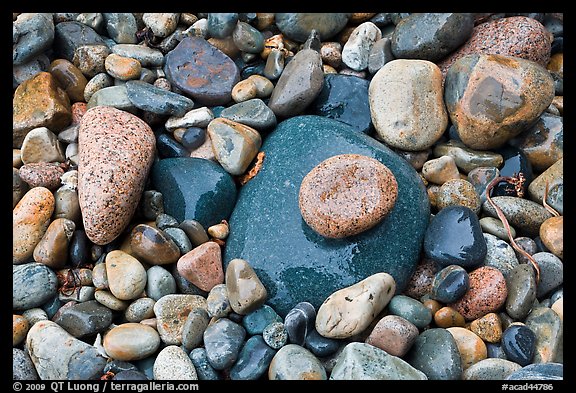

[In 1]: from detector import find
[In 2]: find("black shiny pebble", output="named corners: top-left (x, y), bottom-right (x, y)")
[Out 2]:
top-left (304, 328), bottom-right (340, 358)
top-left (69, 230), bottom-right (92, 268)
top-left (157, 133), bottom-right (189, 158)
top-left (551, 37), bottom-right (563, 54)
top-left (430, 265), bottom-right (469, 304)
top-left (501, 324), bottom-right (536, 367)
top-left (181, 127), bottom-right (206, 151)
top-left (491, 145), bottom-right (533, 197)
top-left (284, 301), bottom-right (316, 346)
top-left (112, 370), bottom-right (150, 380)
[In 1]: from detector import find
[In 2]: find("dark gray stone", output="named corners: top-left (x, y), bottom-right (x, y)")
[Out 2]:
top-left (13, 263), bottom-right (58, 310)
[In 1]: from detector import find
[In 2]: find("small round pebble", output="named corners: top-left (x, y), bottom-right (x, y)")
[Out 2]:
top-left (263, 321), bottom-right (289, 350)
top-left (153, 345), bottom-right (197, 380)
top-left (501, 323), bottom-right (536, 366)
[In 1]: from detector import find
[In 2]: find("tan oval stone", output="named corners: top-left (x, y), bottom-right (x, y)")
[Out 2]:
top-left (48, 58), bottom-right (88, 103)
top-left (129, 224), bottom-right (181, 265)
top-left (316, 272), bottom-right (396, 339)
top-left (13, 71), bottom-right (72, 148)
top-left (103, 323), bottom-right (160, 361)
top-left (365, 315), bottom-right (419, 357)
top-left (33, 217), bottom-right (75, 269)
top-left (369, 59), bottom-right (448, 151)
top-left (207, 222), bottom-right (229, 240)
top-left (225, 258), bottom-right (267, 315)
top-left (539, 216), bottom-right (563, 259)
top-left (154, 294), bottom-right (207, 345)
top-left (231, 78), bottom-right (257, 103)
top-left (13, 187), bottom-right (55, 264)
top-left (469, 312), bottom-right (502, 343)
top-left (247, 74), bottom-right (274, 98)
top-left (104, 53), bottom-right (142, 80)
top-left (13, 314), bottom-right (29, 346)
top-left (177, 241), bottom-right (224, 292)
top-left (436, 178), bottom-right (482, 214)
top-left (20, 127), bottom-right (66, 164)
top-left (299, 154), bottom-right (398, 239)
top-left (422, 155), bottom-right (461, 185)
top-left (447, 326), bottom-right (487, 370)
top-left (94, 290), bottom-right (129, 311)
top-left (105, 250), bottom-right (147, 300)
top-left (78, 106), bottom-right (156, 245)
top-left (527, 158), bottom-right (562, 207)
top-left (434, 306), bottom-right (466, 328)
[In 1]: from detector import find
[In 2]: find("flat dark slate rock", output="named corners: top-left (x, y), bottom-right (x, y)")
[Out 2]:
top-left (224, 115), bottom-right (430, 317)
top-left (164, 36), bottom-right (240, 106)
top-left (125, 80), bottom-right (194, 117)
top-left (54, 21), bottom-right (105, 62)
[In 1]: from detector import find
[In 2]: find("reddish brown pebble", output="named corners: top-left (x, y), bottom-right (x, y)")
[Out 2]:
top-left (365, 315), bottom-right (419, 357)
top-left (71, 102), bottom-right (87, 125)
top-left (469, 312), bottom-right (502, 343)
top-left (13, 71), bottom-right (72, 148)
top-left (450, 266), bottom-right (508, 321)
top-left (438, 16), bottom-right (552, 78)
top-left (298, 154), bottom-right (398, 238)
top-left (33, 217), bottom-right (76, 269)
top-left (434, 306), bottom-right (466, 328)
top-left (177, 241), bottom-right (224, 292)
top-left (18, 162), bottom-right (65, 191)
top-left (13, 314), bottom-right (30, 346)
top-left (539, 216), bottom-right (563, 260)
top-left (403, 258), bottom-right (438, 299)
top-left (78, 106), bottom-right (156, 245)
top-left (129, 224), bottom-right (181, 266)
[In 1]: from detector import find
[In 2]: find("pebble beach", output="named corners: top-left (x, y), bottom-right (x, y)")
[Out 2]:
top-left (12, 12), bottom-right (564, 381)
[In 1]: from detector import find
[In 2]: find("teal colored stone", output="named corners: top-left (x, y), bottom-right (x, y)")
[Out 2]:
top-left (242, 304), bottom-right (282, 335)
top-left (387, 295), bottom-right (432, 329)
top-left (224, 115), bottom-right (430, 317)
top-left (150, 157), bottom-right (238, 229)
top-left (229, 335), bottom-right (276, 380)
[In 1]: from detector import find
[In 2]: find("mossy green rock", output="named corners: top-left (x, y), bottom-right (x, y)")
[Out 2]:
top-left (224, 116), bottom-right (430, 316)
top-left (150, 158), bottom-right (238, 229)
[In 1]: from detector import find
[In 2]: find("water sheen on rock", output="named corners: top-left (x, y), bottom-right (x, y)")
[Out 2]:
top-left (224, 116), bottom-right (430, 316)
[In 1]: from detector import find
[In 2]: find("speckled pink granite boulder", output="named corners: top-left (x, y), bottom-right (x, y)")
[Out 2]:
top-left (78, 106), bottom-right (156, 245)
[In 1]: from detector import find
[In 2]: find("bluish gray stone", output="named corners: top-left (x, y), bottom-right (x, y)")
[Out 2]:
top-left (506, 363), bottom-right (563, 380)
top-left (405, 328), bottom-right (463, 380)
top-left (13, 13), bottom-right (54, 65)
top-left (387, 295), bottom-right (432, 329)
top-left (54, 21), bottom-right (105, 62)
top-left (304, 328), bottom-right (341, 358)
top-left (462, 358), bottom-right (521, 380)
top-left (86, 85), bottom-right (137, 114)
top-left (163, 227), bottom-right (193, 254)
top-left (13, 348), bottom-right (39, 380)
top-left (242, 305), bottom-right (282, 335)
top-left (232, 21), bottom-right (264, 54)
top-left (189, 348), bottom-right (221, 380)
top-left (113, 370), bottom-right (149, 380)
top-left (102, 13), bottom-right (138, 44)
top-left (53, 300), bottom-right (112, 338)
top-left (111, 44), bottom-right (165, 67)
top-left (330, 342), bottom-right (427, 380)
top-left (146, 265), bottom-right (177, 301)
top-left (275, 13), bottom-right (350, 42)
top-left (482, 233), bottom-right (520, 280)
top-left (156, 134), bottom-right (189, 158)
top-left (431, 264), bottom-right (469, 304)
top-left (181, 308), bottom-right (210, 351)
top-left (533, 252), bottom-right (563, 298)
top-left (284, 302), bottom-right (316, 346)
top-left (224, 115), bottom-right (430, 316)
top-left (203, 318), bottom-right (246, 370)
top-left (229, 335), bottom-right (276, 380)
top-left (151, 157), bottom-right (238, 229)
top-left (13, 263), bottom-right (58, 310)
top-left (125, 80), bottom-right (194, 117)
top-left (220, 99), bottom-right (277, 131)
top-left (501, 324), bottom-right (536, 366)
top-left (207, 13), bottom-right (238, 38)
top-left (505, 264), bottom-right (537, 320)
top-left (525, 307), bottom-right (563, 364)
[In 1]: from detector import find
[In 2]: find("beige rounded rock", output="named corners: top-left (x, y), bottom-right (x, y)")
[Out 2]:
top-left (447, 326), bottom-right (487, 370)
top-left (104, 53), bottom-right (142, 81)
top-left (551, 297), bottom-right (563, 321)
top-left (436, 178), bottom-right (482, 214)
top-left (422, 155), bottom-right (460, 185)
top-left (299, 154), bottom-right (398, 239)
top-left (369, 59), bottom-right (448, 151)
top-left (247, 74), bottom-right (274, 98)
top-left (20, 127), bottom-right (66, 164)
top-left (103, 323), bottom-right (160, 361)
top-left (153, 345), bottom-right (198, 380)
top-left (539, 216), bottom-right (563, 259)
top-left (316, 272), bottom-right (396, 339)
top-left (231, 78), bottom-right (257, 103)
top-left (225, 258), bottom-right (267, 315)
top-left (105, 250), bottom-right (147, 301)
top-left (13, 187), bottom-right (55, 264)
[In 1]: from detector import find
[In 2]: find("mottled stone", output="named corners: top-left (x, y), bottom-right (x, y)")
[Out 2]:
top-left (78, 106), bottom-right (155, 245)
top-left (506, 363), bottom-right (563, 381)
top-left (391, 13), bottom-right (474, 62)
top-left (13, 72), bottom-right (72, 147)
top-left (269, 344), bottom-right (327, 380)
top-left (111, 44), bottom-right (164, 67)
top-left (463, 358), bottom-right (522, 380)
top-left (189, 348), bottom-right (220, 380)
top-left (527, 158), bottom-right (563, 215)
top-left (224, 116), bottom-right (430, 316)
top-left (263, 322), bottom-right (288, 349)
top-left (431, 265), bottom-right (469, 304)
top-left (165, 107), bottom-right (214, 132)
top-left (13, 13), bottom-right (54, 65)
top-left (232, 21), bottom-right (264, 53)
top-left (27, 320), bottom-right (107, 379)
top-left (435, 140), bottom-right (503, 173)
top-left (436, 179), bottom-right (482, 213)
top-left (146, 265), bottom-right (176, 301)
top-left (342, 22), bottom-right (381, 71)
top-left (102, 13), bottom-right (138, 44)
top-left (143, 13), bottom-right (180, 38)
top-left (177, 241), bottom-right (223, 293)
top-left (403, 258), bottom-right (438, 299)
top-left (532, 252), bottom-right (563, 298)
top-left (18, 162), bottom-right (64, 190)
top-left (153, 345), bottom-right (197, 380)
top-left (450, 266), bottom-right (508, 321)
top-left (129, 224), bottom-right (181, 265)
top-left (447, 327), bottom-right (487, 370)
top-left (13, 314), bottom-right (29, 346)
top-left (243, 305), bottom-right (282, 336)
top-left (124, 297), bottom-right (156, 322)
top-left (225, 258), bottom-right (267, 315)
top-left (220, 98), bottom-right (277, 131)
top-left (203, 318), bottom-right (246, 370)
top-left (275, 13), bottom-right (350, 42)
top-left (151, 157), bottom-right (237, 228)
top-left (299, 154), bottom-right (398, 239)
top-left (444, 54), bottom-right (555, 150)
top-left (164, 36), bottom-right (240, 105)
top-left (505, 264), bottom-right (537, 320)
top-left (422, 155), bottom-right (460, 185)
top-left (316, 273), bottom-right (395, 338)
top-left (470, 312), bottom-right (502, 343)
top-left (365, 315), bottom-right (419, 357)
top-left (370, 59), bottom-right (448, 151)
top-left (105, 250), bottom-right (147, 301)
top-left (206, 284), bottom-right (232, 318)
top-left (126, 80), bottom-right (194, 117)
top-left (73, 44), bottom-right (110, 78)
top-left (482, 196), bottom-right (553, 237)
top-left (434, 306), bottom-right (466, 328)
top-left (154, 294), bottom-right (207, 345)
top-left (332, 342), bottom-right (426, 380)
top-left (230, 335), bottom-right (276, 380)
top-left (181, 308), bottom-right (209, 351)
top-left (424, 206), bottom-right (487, 269)
top-left (482, 233), bottom-right (520, 279)
top-left (438, 16), bottom-right (552, 76)
top-left (13, 348), bottom-right (39, 380)
top-left (13, 187), bottom-right (55, 264)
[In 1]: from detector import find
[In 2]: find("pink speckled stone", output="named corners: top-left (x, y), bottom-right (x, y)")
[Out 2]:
top-left (438, 16), bottom-right (552, 78)
top-left (450, 266), bottom-right (508, 321)
top-left (71, 102), bottom-right (87, 125)
top-left (177, 241), bottom-right (223, 292)
top-left (78, 106), bottom-right (156, 245)
top-left (18, 162), bottom-right (65, 191)
top-left (299, 154), bottom-right (398, 239)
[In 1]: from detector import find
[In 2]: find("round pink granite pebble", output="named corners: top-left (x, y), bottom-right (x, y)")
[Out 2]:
top-left (450, 266), bottom-right (508, 321)
top-left (298, 154), bottom-right (398, 239)
top-left (177, 241), bottom-right (224, 292)
top-left (18, 162), bottom-right (65, 191)
top-left (78, 106), bottom-right (156, 245)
